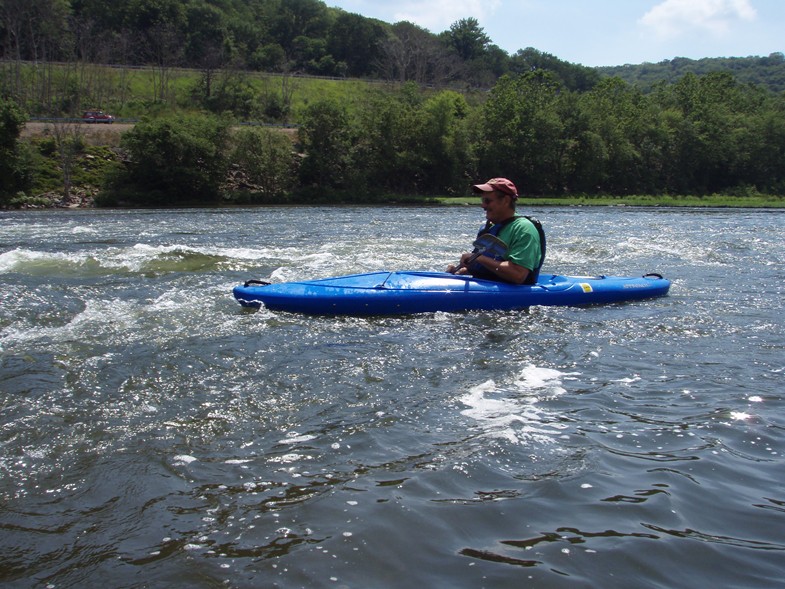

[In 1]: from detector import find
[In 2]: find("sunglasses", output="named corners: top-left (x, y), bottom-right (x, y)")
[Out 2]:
top-left (481, 194), bottom-right (508, 205)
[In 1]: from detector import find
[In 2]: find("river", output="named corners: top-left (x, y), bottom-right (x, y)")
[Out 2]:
top-left (1, 206), bottom-right (783, 588)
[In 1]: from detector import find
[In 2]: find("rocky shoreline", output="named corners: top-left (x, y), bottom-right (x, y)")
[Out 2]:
top-left (9, 122), bottom-right (289, 209)
top-left (27, 187), bottom-right (98, 209)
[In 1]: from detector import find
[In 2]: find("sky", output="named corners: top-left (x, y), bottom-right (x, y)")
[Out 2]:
top-left (325, 0), bottom-right (784, 67)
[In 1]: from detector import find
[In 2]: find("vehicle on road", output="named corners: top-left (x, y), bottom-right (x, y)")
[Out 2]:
top-left (82, 110), bottom-right (114, 123)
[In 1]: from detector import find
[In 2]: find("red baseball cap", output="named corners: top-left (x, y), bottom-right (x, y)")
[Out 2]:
top-left (471, 177), bottom-right (518, 198)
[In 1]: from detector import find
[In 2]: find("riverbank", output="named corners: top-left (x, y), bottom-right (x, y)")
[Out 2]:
top-left (11, 122), bottom-right (785, 209)
top-left (435, 194), bottom-right (785, 208)
top-left (10, 189), bottom-right (785, 210)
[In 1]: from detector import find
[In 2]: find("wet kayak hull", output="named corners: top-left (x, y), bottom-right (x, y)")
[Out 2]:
top-left (233, 271), bottom-right (671, 315)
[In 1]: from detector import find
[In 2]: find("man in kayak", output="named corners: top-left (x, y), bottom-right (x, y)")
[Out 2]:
top-left (447, 177), bottom-right (545, 285)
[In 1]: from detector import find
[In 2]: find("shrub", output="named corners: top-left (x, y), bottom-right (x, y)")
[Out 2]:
top-left (104, 113), bottom-right (231, 205)
top-left (0, 97), bottom-right (33, 202)
top-left (230, 127), bottom-right (296, 202)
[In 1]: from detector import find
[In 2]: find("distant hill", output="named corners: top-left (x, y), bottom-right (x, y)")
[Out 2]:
top-left (596, 54), bottom-right (785, 93)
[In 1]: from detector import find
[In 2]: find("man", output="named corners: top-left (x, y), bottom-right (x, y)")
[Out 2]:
top-left (447, 177), bottom-right (544, 285)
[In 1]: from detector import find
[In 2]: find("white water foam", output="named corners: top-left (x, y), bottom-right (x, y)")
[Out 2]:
top-left (459, 365), bottom-right (578, 445)
top-left (0, 248), bottom-right (81, 274)
top-left (0, 243), bottom-right (296, 277)
top-left (278, 432), bottom-right (318, 445)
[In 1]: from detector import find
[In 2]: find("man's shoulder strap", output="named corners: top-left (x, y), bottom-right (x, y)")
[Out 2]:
top-left (518, 215), bottom-right (547, 272)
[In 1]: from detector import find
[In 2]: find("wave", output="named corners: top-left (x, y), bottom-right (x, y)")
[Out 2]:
top-left (0, 244), bottom-right (288, 277)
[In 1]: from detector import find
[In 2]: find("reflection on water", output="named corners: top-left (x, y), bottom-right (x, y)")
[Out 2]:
top-left (1, 207), bottom-right (784, 588)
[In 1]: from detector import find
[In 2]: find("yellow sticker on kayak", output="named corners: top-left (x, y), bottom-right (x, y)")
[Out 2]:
top-left (580, 283), bottom-right (593, 293)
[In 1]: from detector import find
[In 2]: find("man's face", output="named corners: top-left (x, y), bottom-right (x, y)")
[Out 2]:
top-left (481, 190), bottom-right (513, 223)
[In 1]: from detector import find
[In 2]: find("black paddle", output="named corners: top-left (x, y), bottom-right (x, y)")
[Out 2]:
top-left (450, 233), bottom-right (507, 274)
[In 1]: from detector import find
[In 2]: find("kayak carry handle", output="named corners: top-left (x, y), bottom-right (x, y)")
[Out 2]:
top-left (244, 279), bottom-right (271, 287)
top-left (643, 273), bottom-right (664, 279)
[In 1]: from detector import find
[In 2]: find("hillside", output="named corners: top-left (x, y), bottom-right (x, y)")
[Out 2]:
top-left (597, 53), bottom-right (785, 93)
top-left (3, 0), bottom-right (784, 112)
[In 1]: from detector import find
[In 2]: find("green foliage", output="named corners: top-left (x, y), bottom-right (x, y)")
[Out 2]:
top-left (0, 97), bottom-right (33, 202)
top-left (190, 69), bottom-right (257, 117)
top-left (598, 53), bottom-right (785, 94)
top-left (297, 99), bottom-right (353, 191)
top-left (0, 0), bottom-right (599, 90)
top-left (446, 18), bottom-right (490, 61)
top-left (511, 48), bottom-right (601, 92)
top-left (478, 72), bottom-right (566, 193)
top-left (104, 113), bottom-right (231, 205)
top-left (6, 65), bottom-right (785, 207)
top-left (336, 85), bottom-right (476, 196)
top-left (230, 126), bottom-right (296, 202)
top-left (468, 69), bottom-right (785, 197)
top-left (0, 97), bottom-right (26, 151)
top-left (647, 72), bottom-right (785, 194)
top-left (418, 91), bottom-right (474, 193)
top-left (327, 12), bottom-right (386, 77)
top-left (27, 139), bottom-right (117, 194)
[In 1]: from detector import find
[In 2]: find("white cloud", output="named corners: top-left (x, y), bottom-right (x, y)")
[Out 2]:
top-left (640, 0), bottom-right (757, 38)
top-left (390, 0), bottom-right (501, 32)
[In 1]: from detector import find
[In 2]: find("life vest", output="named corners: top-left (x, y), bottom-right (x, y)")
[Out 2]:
top-left (470, 215), bottom-right (547, 284)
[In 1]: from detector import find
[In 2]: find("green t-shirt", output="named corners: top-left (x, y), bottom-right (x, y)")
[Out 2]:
top-left (495, 216), bottom-right (542, 272)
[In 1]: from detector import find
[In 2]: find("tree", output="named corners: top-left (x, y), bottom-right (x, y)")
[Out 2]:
top-left (741, 95), bottom-right (785, 192)
top-left (185, 2), bottom-right (228, 66)
top-left (124, 0), bottom-right (187, 101)
top-left (1, 0), bottom-right (72, 109)
top-left (653, 72), bottom-right (758, 193)
top-left (441, 17), bottom-right (507, 87)
top-left (445, 18), bottom-right (489, 61)
top-left (581, 77), bottom-right (657, 193)
top-left (270, 0), bottom-right (330, 57)
top-left (298, 99), bottom-right (353, 191)
top-left (352, 88), bottom-right (418, 193)
top-left (554, 91), bottom-right (605, 193)
top-left (0, 97), bottom-right (32, 202)
top-left (479, 72), bottom-right (565, 194)
top-left (49, 120), bottom-right (86, 202)
top-left (326, 12), bottom-right (385, 77)
top-left (419, 91), bottom-right (474, 193)
top-left (379, 21), bottom-right (456, 84)
top-left (105, 113), bottom-right (231, 205)
top-left (231, 127), bottom-right (296, 200)
top-left (510, 47), bottom-right (600, 92)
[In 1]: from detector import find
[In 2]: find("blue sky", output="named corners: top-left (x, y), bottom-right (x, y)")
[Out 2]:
top-left (326, 0), bottom-right (784, 67)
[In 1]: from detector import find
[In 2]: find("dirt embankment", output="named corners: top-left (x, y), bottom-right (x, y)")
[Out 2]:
top-left (15, 121), bottom-right (300, 208)
top-left (21, 122), bottom-right (134, 146)
top-left (21, 122), bottom-right (298, 147)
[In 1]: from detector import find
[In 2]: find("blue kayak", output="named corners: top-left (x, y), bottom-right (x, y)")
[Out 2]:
top-left (233, 271), bottom-right (671, 316)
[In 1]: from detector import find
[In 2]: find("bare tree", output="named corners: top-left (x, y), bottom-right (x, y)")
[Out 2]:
top-left (1, 0), bottom-right (70, 105)
top-left (48, 119), bottom-right (86, 202)
top-left (145, 23), bottom-right (183, 103)
top-left (280, 53), bottom-right (300, 118)
top-left (378, 22), bottom-right (461, 86)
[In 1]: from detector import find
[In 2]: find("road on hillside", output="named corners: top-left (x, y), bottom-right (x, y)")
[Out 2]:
top-left (20, 122), bottom-right (297, 143)
top-left (21, 121), bottom-right (134, 140)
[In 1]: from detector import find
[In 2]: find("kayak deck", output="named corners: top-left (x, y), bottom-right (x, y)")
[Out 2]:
top-left (233, 271), bottom-right (671, 316)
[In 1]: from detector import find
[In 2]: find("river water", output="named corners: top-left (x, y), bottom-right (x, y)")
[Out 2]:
top-left (1, 206), bottom-right (783, 588)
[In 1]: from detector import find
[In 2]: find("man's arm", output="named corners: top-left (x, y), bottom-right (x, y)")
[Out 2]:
top-left (472, 255), bottom-right (530, 284)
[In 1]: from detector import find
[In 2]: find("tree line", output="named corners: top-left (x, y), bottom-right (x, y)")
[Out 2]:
top-left (599, 54), bottom-right (785, 94)
top-left (1, 0), bottom-right (601, 113)
top-left (291, 71), bottom-right (785, 199)
top-left (4, 0), bottom-right (785, 117)
top-left (3, 67), bottom-right (784, 207)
